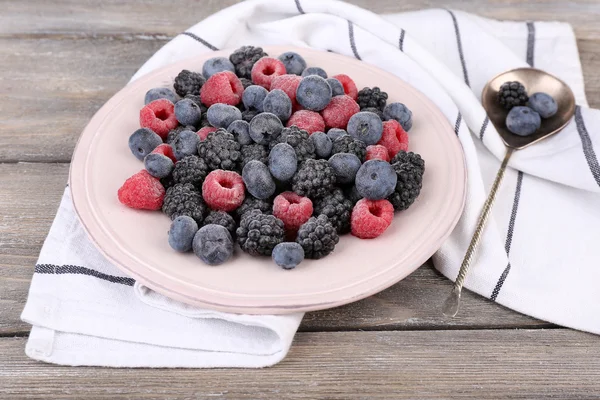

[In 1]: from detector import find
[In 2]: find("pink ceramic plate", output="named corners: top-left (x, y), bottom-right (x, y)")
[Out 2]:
top-left (70, 46), bottom-right (466, 314)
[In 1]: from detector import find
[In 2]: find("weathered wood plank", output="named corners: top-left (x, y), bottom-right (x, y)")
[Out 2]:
top-left (0, 163), bottom-right (547, 335)
top-left (1, 329), bottom-right (599, 399)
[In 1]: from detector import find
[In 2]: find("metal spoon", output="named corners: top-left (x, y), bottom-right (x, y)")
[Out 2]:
top-left (442, 67), bottom-right (576, 317)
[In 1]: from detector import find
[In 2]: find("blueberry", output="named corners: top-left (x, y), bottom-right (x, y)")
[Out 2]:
top-left (272, 242), bottom-right (305, 269)
top-left (192, 224), bottom-right (233, 265)
top-left (175, 98), bottom-right (202, 127)
top-left (172, 130), bottom-right (199, 160)
top-left (128, 128), bottom-right (162, 161)
top-left (383, 102), bottom-right (413, 131)
top-left (269, 143), bottom-right (297, 182)
top-left (326, 78), bottom-right (345, 96)
top-left (242, 85), bottom-right (268, 112)
top-left (145, 87), bottom-right (178, 105)
top-left (144, 153), bottom-right (174, 179)
top-left (278, 52), bottom-right (307, 76)
top-left (168, 216), bottom-right (198, 252)
top-left (527, 92), bottom-right (558, 118)
top-left (301, 67), bottom-right (328, 79)
top-left (355, 160), bottom-right (398, 200)
top-left (328, 153), bottom-right (362, 184)
top-left (310, 131), bottom-right (332, 159)
top-left (327, 128), bottom-right (347, 142)
top-left (242, 160), bottom-right (276, 199)
top-left (207, 103), bottom-right (242, 128)
top-left (263, 89), bottom-right (292, 122)
top-left (506, 106), bottom-right (541, 136)
top-left (296, 75), bottom-right (332, 111)
top-left (227, 120), bottom-right (253, 145)
top-left (202, 57), bottom-right (235, 79)
top-left (347, 111), bottom-right (383, 145)
top-left (249, 112), bottom-right (284, 145)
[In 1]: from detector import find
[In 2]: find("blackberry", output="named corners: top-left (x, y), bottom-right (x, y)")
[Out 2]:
top-left (235, 196), bottom-right (273, 220)
top-left (292, 159), bottom-right (336, 199)
top-left (160, 174), bottom-right (176, 190)
top-left (184, 94), bottom-right (203, 107)
top-left (240, 77), bottom-right (253, 89)
top-left (203, 210), bottom-right (237, 238)
top-left (229, 46), bottom-right (268, 79)
top-left (362, 106), bottom-right (384, 120)
top-left (357, 87), bottom-right (388, 111)
top-left (331, 135), bottom-right (367, 162)
top-left (388, 151), bottom-right (425, 211)
top-left (173, 70), bottom-right (205, 97)
top-left (313, 188), bottom-right (353, 234)
top-left (242, 108), bottom-right (260, 122)
top-left (498, 81), bottom-right (528, 110)
top-left (241, 143), bottom-right (269, 169)
top-left (270, 125), bottom-right (315, 163)
top-left (296, 215), bottom-right (339, 259)
top-left (172, 155), bottom-right (208, 188)
top-left (197, 129), bottom-right (242, 172)
top-left (236, 209), bottom-right (285, 256)
top-left (162, 183), bottom-right (206, 224)
top-left (167, 125), bottom-right (196, 145)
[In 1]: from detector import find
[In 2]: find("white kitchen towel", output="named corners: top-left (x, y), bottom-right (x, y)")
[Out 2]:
top-left (22, 0), bottom-right (600, 368)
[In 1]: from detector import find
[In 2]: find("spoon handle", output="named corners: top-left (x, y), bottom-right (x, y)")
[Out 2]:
top-left (442, 147), bottom-right (515, 317)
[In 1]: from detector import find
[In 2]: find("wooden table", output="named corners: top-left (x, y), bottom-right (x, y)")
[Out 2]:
top-left (2, 1), bottom-right (600, 398)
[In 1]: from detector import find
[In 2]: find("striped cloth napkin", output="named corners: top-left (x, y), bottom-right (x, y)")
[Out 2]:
top-left (22, 0), bottom-right (600, 368)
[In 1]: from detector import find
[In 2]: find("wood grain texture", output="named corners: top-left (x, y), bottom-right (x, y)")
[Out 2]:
top-left (1, 329), bottom-right (600, 399)
top-left (0, 163), bottom-right (546, 335)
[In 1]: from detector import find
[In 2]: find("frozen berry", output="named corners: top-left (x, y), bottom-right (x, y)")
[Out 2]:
top-left (278, 52), bottom-right (307, 76)
top-left (332, 134), bottom-right (367, 161)
top-left (202, 57), bottom-right (235, 79)
top-left (527, 92), bottom-right (557, 118)
top-left (162, 183), bottom-right (206, 224)
top-left (309, 131), bottom-right (333, 159)
top-left (263, 89), bottom-right (292, 122)
top-left (327, 128), bottom-right (347, 142)
top-left (128, 128), bottom-right (162, 161)
top-left (145, 87), bottom-right (178, 105)
top-left (168, 216), bottom-right (198, 252)
top-left (118, 170), bottom-right (165, 210)
top-left (227, 120), bottom-right (253, 145)
top-left (286, 110), bottom-right (325, 134)
top-left (326, 78), bottom-right (345, 96)
top-left (292, 159), bottom-right (336, 199)
top-left (498, 81), bottom-right (528, 110)
top-left (269, 143), bottom-right (298, 182)
top-left (229, 45), bottom-right (268, 79)
top-left (377, 120), bottom-right (408, 159)
top-left (200, 71), bottom-right (243, 106)
top-left (366, 145), bottom-right (390, 162)
top-left (251, 57), bottom-right (286, 89)
top-left (202, 170), bottom-right (245, 212)
top-left (203, 211), bottom-right (237, 238)
top-left (172, 155), bottom-right (208, 188)
top-left (242, 85), bottom-right (268, 111)
top-left (328, 152), bottom-right (361, 184)
top-left (139, 99), bottom-right (178, 139)
top-left (151, 143), bottom-right (176, 163)
top-left (144, 153), bottom-right (174, 179)
top-left (321, 95), bottom-right (359, 129)
top-left (383, 102), bottom-right (413, 131)
top-left (172, 130), bottom-right (199, 160)
top-left (198, 126), bottom-right (218, 140)
top-left (197, 129), bottom-right (242, 172)
top-left (173, 70), bottom-right (205, 97)
top-left (506, 106), bottom-right (541, 136)
top-left (167, 124), bottom-right (196, 144)
top-left (332, 74), bottom-right (358, 100)
top-left (175, 98), bottom-right (202, 127)
top-left (357, 87), bottom-right (388, 111)
top-left (347, 111), bottom-right (383, 145)
top-left (207, 103), bottom-right (242, 128)
top-left (242, 108), bottom-right (260, 122)
top-left (296, 75), bottom-right (332, 111)
top-left (249, 112), bottom-right (283, 145)
top-left (296, 215), bottom-right (339, 259)
top-left (242, 160), bottom-right (276, 199)
top-left (301, 67), bottom-right (327, 78)
top-left (193, 224), bottom-right (234, 265)
top-left (272, 242), bottom-right (305, 269)
top-left (273, 191), bottom-right (313, 233)
top-left (270, 74), bottom-right (302, 109)
top-left (355, 160), bottom-right (397, 200)
top-left (236, 210), bottom-right (284, 256)
top-left (351, 198), bottom-right (394, 239)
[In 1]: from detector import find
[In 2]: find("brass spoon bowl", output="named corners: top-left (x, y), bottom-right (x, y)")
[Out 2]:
top-left (443, 68), bottom-right (576, 317)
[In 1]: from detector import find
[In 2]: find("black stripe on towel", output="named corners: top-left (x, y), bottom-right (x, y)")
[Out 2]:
top-left (399, 29), bottom-right (406, 52)
top-left (479, 116), bottom-right (490, 141)
top-left (490, 171), bottom-right (524, 301)
top-left (454, 112), bottom-right (462, 136)
top-left (574, 106), bottom-right (600, 187)
top-left (179, 32), bottom-right (219, 51)
top-left (447, 10), bottom-right (470, 87)
top-left (35, 264), bottom-right (135, 286)
top-left (526, 22), bottom-right (535, 67)
top-left (348, 20), bottom-right (362, 60)
top-left (294, 0), bottom-right (305, 14)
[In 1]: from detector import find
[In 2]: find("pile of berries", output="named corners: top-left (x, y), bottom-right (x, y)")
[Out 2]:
top-left (118, 47), bottom-right (425, 270)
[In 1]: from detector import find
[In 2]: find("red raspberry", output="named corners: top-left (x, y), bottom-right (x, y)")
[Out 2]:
top-left (200, 71), bottom-right (243, 107)
top-left (270, 74), bottom-right (302, 108)
top-left (139, 99), bottom-right (178, 140)
top-left (351, 198), bottom-right (394, 239)
top-left (365, 145), bottom-right (390, 162)
top-left (117, 170), bottom-right (165, 211)
top-left (320, 95), bottom-right (359, 129)
top-left (273, 192), bottom-right (313, 233)
top-left (377, 120), bottom-right (409, 159)
top-left (201, 170), bottom-right (245, 212)
top-left (251, 57), bottom-right (287, 89)
top-left (332, 74), bottom-right (358, 100)
top-left (151, 143), bottom-right (176, 163)
top-left (197, 126), bottom-right (218, 140)
top-left (286, 110), bottom-right (325, 134)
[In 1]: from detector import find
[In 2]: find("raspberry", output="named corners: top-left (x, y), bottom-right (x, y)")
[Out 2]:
top-left (320, 95), bottom-right (359, 129)
top-left (273, 192), bottom-right (313, 233)
top-left (139, 99), bottom-right (178, 139)
top-left (151, 143), bottom-right (177, 163)
top-left (202, 170), bottom-right (245, 212)
top-left (332, 74), bottom-right (358, 100)
top-left (200, 71), bottom-right (243, 107)
top-left (286, 110), bottom-right (325, 134)
top-left (377, 120), bottom-right (408, 159)
top-left (365, 145), bottom-right (390, 162)
top-left (350, 198), bottom-right (394, 239)
top-left (197, 126), bottom-right (218, 140)
top-left (251, 57), bottom-right (287, 89)
top-left (118, 170), bottom-right (165, 211)
top-left (270, 74), bottom-right (302, 109)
